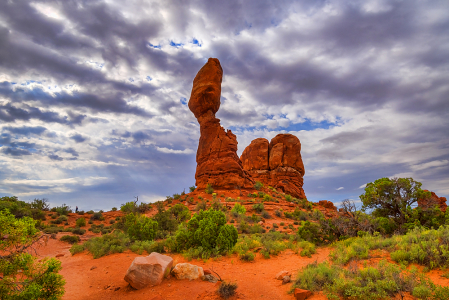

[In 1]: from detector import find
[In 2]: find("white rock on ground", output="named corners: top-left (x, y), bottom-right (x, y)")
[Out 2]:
top-left (172, 263), bottom-right (204, 280)
top-left (124, 252), bottom-right (173, 289)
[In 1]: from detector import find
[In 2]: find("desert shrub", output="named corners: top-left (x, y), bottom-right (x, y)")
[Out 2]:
top-left (0, 209), bottom-right (65, 299)
top-left (70, 231), bottom-right (130, 259)
top-left (76, 210), bottom-right (85, 215)
top-left (250, 224), bottom-right (265, 234)
top-left (205, 183), bottom-right (214, 194)
top-left (169, 203), bottom-right (191, 222)
top-left (231, 203), bottom-right (246, 215)
top-left (43, 226), bottom-right (64, 234)
top-left (211, 199), bottom-right (226, 212)
top-left (285, 194), bottom-right (292, 202)
top-left (238, 220), bottom-right (250, 234)
top-left (130, 240), bottom-right (157, 255)
top-left (58, 215), bottom-right (68, 222)
top-left (263, 194), bottom-right (272, 202)
top-left (88, 220), bottom-right (93, 224)
top-left (189, 186), bottom-right (196, 192)
top-left (111, 207), bottom-right (117, 211)
top-left (175, 209), bottom-right (238, 252)
top-left (254, 181), bottom-right (264, 190)
top-left (294, 260), bottom-right (449, 300)
top-left (274, 209), bottom-right (282, 217)
top-left (60, 235), bottom-right (80, 244)
top-left (30, 198), bottom-right (50, 211)
top-left (0, 196), bottom-right (34, 219)
top-left (195, 200), bottom-right (207, 211)
top-left (297, 221), bottom-right (322, 244)
top-left (138, 202), bottom-right (151, 213)
top-left (72, 227), bottom-right (86, 235)
top-left (87, 210), bottom-right (94, 214)
top-left (90, 212), bottom-right (104, 221)
top-left (124, 213), bottom-right (158, 241)
top-left (120, 201), bottom-right (138, 214)
top-left (298, 241), bottom-right (316, 257)
top-left (55, 203), bottom-right (72, 216)
top-left (153, 205), bottom-right (177, 233)
top-left (252, 203), bottom-right (264, 213)
top-left (218, 282), bottom-right (238, 299)
top-left (109, 219), bottom-right (115, 224)
top-left (311, 209), bottom-right (324, 220)
top-left (239, 251), bottom-right (255, 261)
top-left (261, 210), bottom-right (271, 219)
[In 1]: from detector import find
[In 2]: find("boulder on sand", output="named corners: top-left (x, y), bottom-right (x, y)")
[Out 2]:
top-left (172, 263), bottom-right (204, 280)
top-left (124, 252), bottom-right (173, 289)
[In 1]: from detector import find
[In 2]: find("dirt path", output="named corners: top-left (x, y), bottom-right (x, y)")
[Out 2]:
top-left (35, 234), bottom-right (330, 300)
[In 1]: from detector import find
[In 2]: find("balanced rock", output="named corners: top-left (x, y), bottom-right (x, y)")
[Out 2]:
top-left (241, 134), bottom-right (306, 199)
top-left (189, 58), bottom-right (254, 190)
top-left (418, 190), bottom-right (447, 212)
top-left (124, 253), bottom-right (173, 289)
top-left (172, 263), bottom-right (204, 280)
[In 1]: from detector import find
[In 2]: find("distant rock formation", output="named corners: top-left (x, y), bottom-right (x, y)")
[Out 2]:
top-left (418, 190), bottom-right (447, 212)
top-left (188, 58), bottom-right (254, 190)
top-left (241, 134), bottom-right (306, 199)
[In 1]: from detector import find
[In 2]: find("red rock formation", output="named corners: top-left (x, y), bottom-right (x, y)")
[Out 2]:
top-left (318, 200), bottom-right (337, 210)
top-left (418, 190), bottom-right (447, 212)
top-left (188, 58), bottom-right (254, 190)
top-left (241, 134), bottom-right (306, 199)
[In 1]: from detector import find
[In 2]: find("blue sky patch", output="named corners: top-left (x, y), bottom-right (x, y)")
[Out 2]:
top-left (191, 38), bottom-right (202, 47)
top-left (180, 97), bottom-right (187, 105)
top-left (148, 43), bottom-right (161, 49)
top-left (170, 41), bottom-right (183, 48)
top-left (282, 119), bottom-right (340, 131)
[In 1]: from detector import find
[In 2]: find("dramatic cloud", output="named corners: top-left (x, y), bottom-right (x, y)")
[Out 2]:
top-left (0, 0), bottom-right (448, 209)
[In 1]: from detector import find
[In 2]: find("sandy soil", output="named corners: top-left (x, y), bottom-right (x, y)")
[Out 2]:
top-left (34, 234), bottom-right (330, 300)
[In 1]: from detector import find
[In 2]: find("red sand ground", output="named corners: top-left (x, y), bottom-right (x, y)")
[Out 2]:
top-left (34, 189), bottom-right (449, 299)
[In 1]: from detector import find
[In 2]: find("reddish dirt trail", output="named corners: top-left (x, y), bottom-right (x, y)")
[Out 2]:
top-left (35, 235), bottom-right (330, 300)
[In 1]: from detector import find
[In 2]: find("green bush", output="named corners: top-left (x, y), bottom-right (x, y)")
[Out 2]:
top-left (120, 201), bottom-right (138, 214)
top-left (239, 251), bottom-right (255, 261)
top-left (70, 231), bottom-right (130, 259)
top-left (75, 217), bottom-right (86, 227)
top-left (205, 183), bottom-right (214, 194)
top-left (0, 209), bottom-right (65, 299)
top-left (298, 241), bottom-right (316, 257)
top-left (77, 210), bottom-right (85, 215)
top-left (111, 207), bottom-right (117, 211)
top-left (189, 186), bottom-right (196, 192)
top-left (195, 200), bottom-right (207, 211)
top-left (72, 227), bottom-right (86, 235)
top-left (169, 204), bottom-right (191, 222)
top-left (231, 203), bottom-right (246, 215)
top-left (261, 210), bottom-right (271, 219)
top-left (263, 194), bottom-right (272, 202)
top-left (175, 209), bottom-right (238, 252)
top-left (254, 181), bottom-right (264, 190)
top-left (54, 204), bottom-right (72, 216)
top-left (30, 198), bottom-right (50, 211)
top-left (252, 203), bottom-right (264, 213)
top-left (60, 235), bottom-right (80, 244)
top-left (293, 260), bottom-right (449, 300)
top-left (124, 213), bottom-right (158, 241)
top-left (90, 212), bottom-right (104, 221)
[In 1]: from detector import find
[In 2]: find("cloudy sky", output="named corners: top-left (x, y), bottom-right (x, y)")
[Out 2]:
top-left (0, 0), bottom-right (448, 210)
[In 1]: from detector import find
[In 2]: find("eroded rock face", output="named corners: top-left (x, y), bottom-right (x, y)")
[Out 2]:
top-left (241, 134), bottom-right (306, 199)
top-left (124, 252), bottom-right (173, 289)
top-left (418, 190), bottom-right (447, 212)
top-left (189, 58), bottom-right (254, 190)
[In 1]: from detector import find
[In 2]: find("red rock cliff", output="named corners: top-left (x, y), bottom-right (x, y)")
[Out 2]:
top-left (241, 134), bottom-right (306, 199)
top-left (188, 58), bottom-right (254, 190)
top-left (418, 190), bottom-right (447, 212)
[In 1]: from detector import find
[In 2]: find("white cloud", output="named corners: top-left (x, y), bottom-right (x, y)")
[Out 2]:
top-left (336, 187), bottom-right (344, 190)
top-left (156, 147), bottom-right (194, 154)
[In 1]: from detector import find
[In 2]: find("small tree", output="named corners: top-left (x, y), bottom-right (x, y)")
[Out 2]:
top-left (360, 177), bottom-right (430, 227)
top-left (0, 209), bottom-right (65, 298)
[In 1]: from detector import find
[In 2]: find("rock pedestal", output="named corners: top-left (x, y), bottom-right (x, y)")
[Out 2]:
top-left (124, 252), bottom-right (173, 289)
top-left (188, 58), bottom-right (253, 190)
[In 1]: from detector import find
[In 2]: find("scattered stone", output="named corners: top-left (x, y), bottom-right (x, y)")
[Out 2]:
top-left (275, 270), bottom-right (290, 280)
top-left (90, 266), bottom-right (97, 270)
top-left (124, 252), bottom-right (173, 289)
top-left (55, 254), bottom-right (64, 258)
top-left (203, 269), bottom-right (212, 275)
top-left (282, 276), bottom-right (291, 284)
top-left (103, 284), bottom-right (110, 290)
top-left (294, 288), bottom-right (312, 300)
top-left (114, 287), bottom-right (120, 291)
top-left (172, 263), bottom-right (204, 280)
